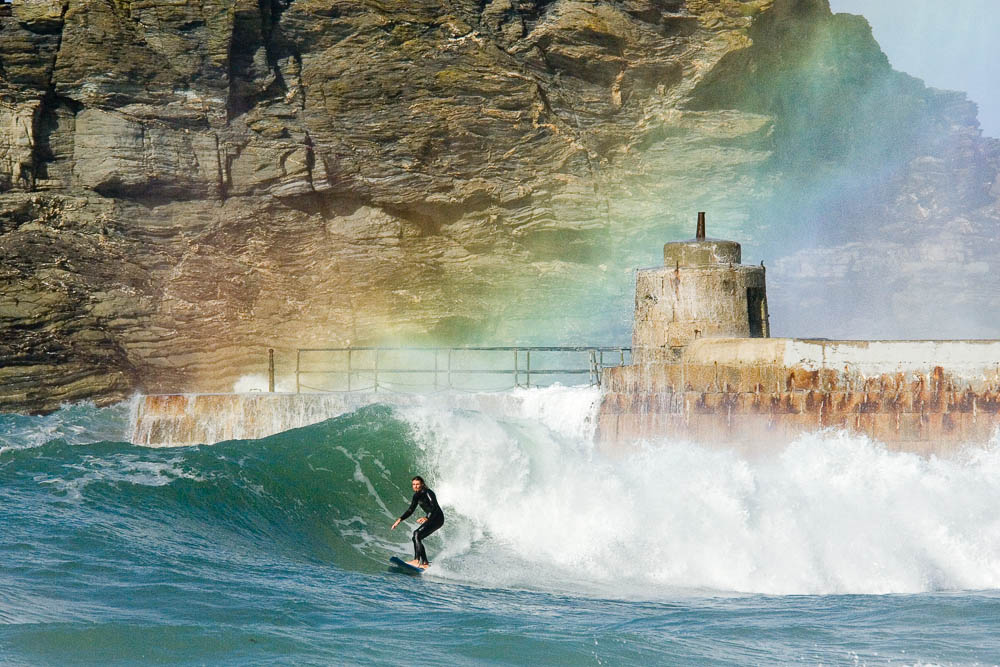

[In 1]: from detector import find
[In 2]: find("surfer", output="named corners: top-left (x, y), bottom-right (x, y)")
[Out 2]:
top-left (391, 476), bottom-right (444, 569)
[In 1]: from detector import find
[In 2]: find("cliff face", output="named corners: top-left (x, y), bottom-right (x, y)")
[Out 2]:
top-left (1, 0), bottom-right (998, 412)
top-left (690, 1), bottom-right (1000, 340)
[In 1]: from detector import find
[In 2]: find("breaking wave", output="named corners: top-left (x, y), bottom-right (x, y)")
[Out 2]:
top-left (3, 386), bottom-right (1000, 596)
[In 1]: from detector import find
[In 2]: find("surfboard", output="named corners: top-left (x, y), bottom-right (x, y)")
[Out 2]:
top-left (389, 556), bottom-right (425, 574)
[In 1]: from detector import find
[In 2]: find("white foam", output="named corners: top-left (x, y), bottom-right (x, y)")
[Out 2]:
top-left (0, 401), bottom-right (130, 450)
top-left (399, 387), bottom-right (1000, 596)
top-left (232, 374), bottom-right (298, 394)
top-left (38, 454), bottom-right (201, 502)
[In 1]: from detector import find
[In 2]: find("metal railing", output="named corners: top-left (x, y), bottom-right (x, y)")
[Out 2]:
top-left (292, 346), bottom-right (631, 393)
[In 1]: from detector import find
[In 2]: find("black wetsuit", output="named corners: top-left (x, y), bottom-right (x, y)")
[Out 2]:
top-left (398, 487), bottom-right (445, 565)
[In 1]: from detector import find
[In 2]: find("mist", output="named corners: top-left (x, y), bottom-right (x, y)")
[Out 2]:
top-left (718, 1), bottom-right (1000, 341)
top-left (829, 0), bottom-right (1000, 138)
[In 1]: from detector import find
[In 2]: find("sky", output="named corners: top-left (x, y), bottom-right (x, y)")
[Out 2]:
top-left (828, 0), bottom-right (1000, 138)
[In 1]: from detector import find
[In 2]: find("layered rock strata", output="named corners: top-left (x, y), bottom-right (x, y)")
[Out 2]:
top-left (2, 0), bottom-right (999, 412)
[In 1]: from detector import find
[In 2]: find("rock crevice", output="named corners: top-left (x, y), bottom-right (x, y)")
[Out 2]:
top-left (1, 0), bottom-right (998, 412)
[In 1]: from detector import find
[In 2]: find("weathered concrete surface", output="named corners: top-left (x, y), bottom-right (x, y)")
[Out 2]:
top-left (663, 237), bottom-right (741, 267)
top-left (131, 389), bottom-right (585, 446)
top-left (685, 338), bottom-right (1000, 381)
top-left (633, 230), bottom-right (768, 362)
top-left (131, 393), bottom-right (377, 447)
top-left (598, 337), bottom-right (1000, 454)
top-left (633, 264), bottom-right (768, 360)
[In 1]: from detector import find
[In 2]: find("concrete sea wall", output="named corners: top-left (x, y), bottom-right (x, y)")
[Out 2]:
top-left (632, 264), bottom-right (768, 362)
top-left (130, 390), bottom-right (589, 447)
top-left (597, 338), bottom-right (1000, 455)
top-left (130, 393), bottom-right (378, 447)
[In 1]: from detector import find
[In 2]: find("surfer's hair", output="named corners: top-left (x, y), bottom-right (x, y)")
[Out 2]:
top-left (412, 476), bottom-right (425, 484)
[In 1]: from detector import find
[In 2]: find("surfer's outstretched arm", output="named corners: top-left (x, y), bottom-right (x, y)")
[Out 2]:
top-left (391, 490), bottom-right (420, 529)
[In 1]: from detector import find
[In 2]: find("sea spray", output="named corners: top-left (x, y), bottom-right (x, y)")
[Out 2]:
top-left (5, 393), bottom-right (1000, 664)
top-left (0, 400), bottom-right (131, 451)
top-left (398, 389), bottom-right (1000, 596)
top-left (6, 388), bottom-right (1000, 597)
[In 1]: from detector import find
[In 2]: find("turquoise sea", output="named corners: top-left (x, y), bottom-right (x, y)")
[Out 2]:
top-left (3, 387), bottom-right (1000, 665)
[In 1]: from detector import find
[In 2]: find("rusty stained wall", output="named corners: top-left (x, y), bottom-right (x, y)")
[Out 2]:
top-left (597, 361), bottom-right (1000, 456)
top-left (131, 394), bottom-right (288, 447)
top-left (131, 390), bottom-right (560, 447)
top-left (129, 393), bottom-right (371, 447)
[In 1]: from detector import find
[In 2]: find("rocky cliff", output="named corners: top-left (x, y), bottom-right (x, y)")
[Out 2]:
top-left (2, 0), bottom-right (998, 412)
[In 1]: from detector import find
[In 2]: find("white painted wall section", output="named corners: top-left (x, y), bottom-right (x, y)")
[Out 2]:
top-left (685, 338), bottom-right (1000, 381)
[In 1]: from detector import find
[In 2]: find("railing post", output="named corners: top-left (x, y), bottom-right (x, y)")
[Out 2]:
top-left (268, 349), bottom-right (275, 392)
top-left (291, 345), bottom-right (629, 395)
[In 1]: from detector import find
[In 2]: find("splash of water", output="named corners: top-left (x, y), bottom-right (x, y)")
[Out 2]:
top-left (400, 388), bottom-right (1000, 596)
top-left (0, 401), bottom-right (130, 451)
top-left (7, 386), bottom-right (1000, 596)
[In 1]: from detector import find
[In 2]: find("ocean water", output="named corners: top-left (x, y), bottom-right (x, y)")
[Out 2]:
top-left (3, 387), bottom-right (1000, 665)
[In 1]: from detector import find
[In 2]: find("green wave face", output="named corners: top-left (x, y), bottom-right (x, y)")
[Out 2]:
top-left (0, 405), bottom-right (425, 573)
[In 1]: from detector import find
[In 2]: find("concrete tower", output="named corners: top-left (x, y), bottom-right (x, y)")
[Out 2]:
top-left (632, 213), bottom-right (769, 363)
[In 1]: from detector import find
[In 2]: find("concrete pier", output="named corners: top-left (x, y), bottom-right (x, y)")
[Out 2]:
top-left (598, 338), bottom-right (1000, 455)
top-left (130, 389), bottom-right (589, 447)
top-left (130, 393), bottom-right (374, 447)
top-left (632, 214), bottom-right (768, 363)
top-left (598, 217), bottom-right (1000, 454)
